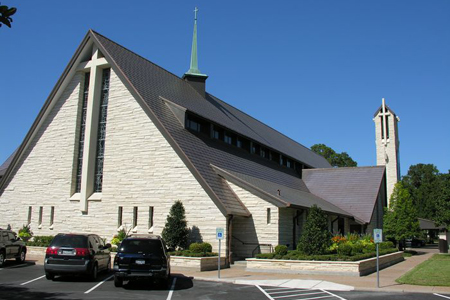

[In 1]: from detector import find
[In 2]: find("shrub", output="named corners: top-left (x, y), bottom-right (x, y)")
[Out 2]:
top-left (111, 227), bottom-right (128, 246)
top-left (337, 242), bottom-right (353, 256)
top-left (379, 241), bottom-right (395, 249)
top-left (26, 236), bottom-right (54, 247)
top-left (189, 242), bottom-right (212, 253)
top-left (169, 250), bottom-right (218, 257)
top-left (297, 205), bottom-right (331, 255)
top-left (18, 224), bottom-right (33, 241)
top-left (256, 253), bottom-right (275, 259)
top-left (351, 242), bottom-right (364, 255)
top-left (363, 244), bottom-right (376, 253)
top-left (162, 201), bottom-right (189, 250)
top-left (275, 245), bottom-right (288, 256)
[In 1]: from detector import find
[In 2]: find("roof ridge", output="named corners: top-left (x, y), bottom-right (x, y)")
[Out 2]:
top-left (303, 166), bottom-right (385, 171)
top-left (90, 30), bottom-right (186, 84)
top-left (207, 93), bottom-right (329, 167)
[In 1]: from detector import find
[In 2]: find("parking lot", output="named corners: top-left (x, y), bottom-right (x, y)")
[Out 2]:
top-left (1, 260), bottom-right (450, 300)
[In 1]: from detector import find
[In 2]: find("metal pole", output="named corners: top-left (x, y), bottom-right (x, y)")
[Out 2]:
top-left (376, 243), bottom-right (379, 288)
top-left (218, 239), bottom-right (221, 278)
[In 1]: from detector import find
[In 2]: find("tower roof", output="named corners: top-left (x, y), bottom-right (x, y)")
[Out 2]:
top-left (373, 104), bottom-right (398, 118)
top-left (184, 7), bottom-right (207, 78)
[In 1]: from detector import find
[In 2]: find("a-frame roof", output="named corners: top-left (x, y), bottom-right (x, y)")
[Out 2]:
top-left (373, 104), bottom-right (398, 118)
top-left (1, 30), bottom-right (384, 222)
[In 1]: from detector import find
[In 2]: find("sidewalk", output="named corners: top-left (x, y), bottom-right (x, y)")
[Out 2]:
top-left (26, 246), bottom-right (450, 294)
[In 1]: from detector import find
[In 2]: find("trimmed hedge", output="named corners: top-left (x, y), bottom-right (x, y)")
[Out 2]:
top-left (169, 250), bottom-right (218, 257)
top-left (26, 236), bottom-right (54, 247)
top-left (189, 242), bottom-right (212, 254)
top-left (255, 248), bottom-right (398, 261)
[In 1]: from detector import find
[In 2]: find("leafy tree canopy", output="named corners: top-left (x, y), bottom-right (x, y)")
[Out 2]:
top-left (297, 205), bottom-right (331, 255)
top-left (434, 173), bottom-right (450, 230)
top-left (0, 4), bottom-right (17, 28)
top-left (384, 182), bottom-right (421, 245)
top-left (162, 200), bottom-right (189, 250)
top-left (401, 164), bottom-right (441, 220)
top-left (310, 144), bottom-right (357, 167)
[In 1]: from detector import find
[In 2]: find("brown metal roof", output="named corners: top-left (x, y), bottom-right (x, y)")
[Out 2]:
top-left (302, 166), bottom-right (385, 223)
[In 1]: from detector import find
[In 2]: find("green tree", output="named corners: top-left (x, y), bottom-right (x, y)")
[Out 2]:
top-left (384, 182), bottom-right (421, 249)
top-left (401, 164), bottom-right (440, 220)
top-left (0, 4), bottom-right (17, 28)
top-left (162, 200), bottom-right (189, 250)
top-left (311, 144), bottom-right (357, 167)
top-left (434, 172), bottom-right (450, 230)
top-left (297, 205), bottom-right (331, 255)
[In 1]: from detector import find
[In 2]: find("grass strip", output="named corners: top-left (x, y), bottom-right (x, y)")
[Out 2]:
top-left (396, 254), bottom-right (450, 286)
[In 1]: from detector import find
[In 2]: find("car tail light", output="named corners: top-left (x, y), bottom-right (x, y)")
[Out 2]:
top-left (46, 247), bottom-right (59, 255)
top-left (75, 248), bottom-right (90, 256)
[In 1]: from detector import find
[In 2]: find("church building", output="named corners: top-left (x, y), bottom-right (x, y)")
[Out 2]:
top-left (0, 12), bottom-right (388, 263)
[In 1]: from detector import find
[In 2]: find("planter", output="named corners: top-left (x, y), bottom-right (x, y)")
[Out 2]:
top-left (170, 256), bottom-right (227, 272)
top-left (246, 251), bottom-right (404, 276)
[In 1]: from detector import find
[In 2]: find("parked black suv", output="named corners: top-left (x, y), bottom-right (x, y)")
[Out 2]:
top-left (0, 229), bottom-right (27, 267)
top-left (44, 233), bottom-right (111, 280)
top-left (113, 235), bottom-right (170, 287)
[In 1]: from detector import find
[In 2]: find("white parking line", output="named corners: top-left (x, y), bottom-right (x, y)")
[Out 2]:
top-left (434, 294), bottom-right (450, 300)
top-left (295, 296), bottom-right (334, 300)
top-left (166, 277), bottom-right (177, 300)
top-left (256, 285), bottom-right (275, 300)
top-left (84, 275), bottom-right (113, 294)
top-left (20, 275), bottom-right (46, 285)
top-left (272, 291), bottom-right (327, 299)
top-left (321, 289), bottom-right (347, 300)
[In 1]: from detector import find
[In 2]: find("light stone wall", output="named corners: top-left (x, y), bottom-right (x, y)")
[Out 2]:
top-left (374, 110), bottom-right (400, 205)
top-left (227, 182), bottom-right (279, 258)
top-left (0, 68), bottom-right (226, 251)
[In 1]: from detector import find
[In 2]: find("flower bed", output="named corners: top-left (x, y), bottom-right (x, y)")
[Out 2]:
top-left (247, 251), bottom-right (404, 276)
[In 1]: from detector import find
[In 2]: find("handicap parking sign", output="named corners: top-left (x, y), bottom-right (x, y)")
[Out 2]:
top-left (374, 229), bottom-right (382, 244)
top-left (216, 227), bottom-right (224, 240)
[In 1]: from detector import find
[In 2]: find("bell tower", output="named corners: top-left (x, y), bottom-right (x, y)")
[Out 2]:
top-left (374, 98), bottom-right (401, 206)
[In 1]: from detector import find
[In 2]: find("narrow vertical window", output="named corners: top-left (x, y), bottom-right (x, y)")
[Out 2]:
top-left (118, 206), bottom-right (123, 227)
top-left (94, 68), bottom-right (111, 192)
top-left (27, 206), bottom-right (32, 225)
top-left (75, 73), bottom-right (90, 193)
top-left (50, 206), bottom-right (55, 226)
top-left (149, 206), bottom-right (154, 229)
top-left (38, 207), bottom-right (43, 225)
top-left (133, 206), bottom-right (138, 228)
top-left (267, 208), bottom-right (271, 224)
top-left (385, 115), bottom-right (390, 139)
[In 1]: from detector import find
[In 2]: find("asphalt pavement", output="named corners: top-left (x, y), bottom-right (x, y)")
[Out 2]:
top-left (1, 262), bottom-right (450, 300)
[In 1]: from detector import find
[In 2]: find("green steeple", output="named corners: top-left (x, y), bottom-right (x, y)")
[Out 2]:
top-left (185, 7), bottom-right (207, 77)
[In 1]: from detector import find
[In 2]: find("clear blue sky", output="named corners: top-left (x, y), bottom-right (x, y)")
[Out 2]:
top-left (1, 1), bottom-right (449, 175)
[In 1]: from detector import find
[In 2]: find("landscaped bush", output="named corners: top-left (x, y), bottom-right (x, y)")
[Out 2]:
top-left (379, 241), bottom-right (395, 249)
top-left (275, 245), bottom-right (288, 256)
top-left (111, 228), bottom-right (128, 246)
top-left (26, 236), bottom-right (54, 247)
top-left (18, 224), bottom-right (33, 242)
top-left (189, 242), bottom-right (212, 254)
top-left (169, 250), bottom-right (218, 257)
top-left (255, 248), bottom-right (398, 261)
top-left (297, 205), bottom-right (332, 255)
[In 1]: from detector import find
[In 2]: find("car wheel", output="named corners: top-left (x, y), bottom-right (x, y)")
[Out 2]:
top-left (90, 264), bottom-right (98, 281)
top-left (114, 275), bottom-right (123, 287)
top-left (0, 251), bottom-right (5, 267)
top-left (16, 249), bottom-right (26, 263)
top-left (45, 272), bottom-right (55, 280)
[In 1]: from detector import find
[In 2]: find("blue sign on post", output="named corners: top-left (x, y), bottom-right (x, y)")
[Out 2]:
top-left (216, 227), bottom-right (224, 240)
top-left (374, 229), bottom-right (382, 244)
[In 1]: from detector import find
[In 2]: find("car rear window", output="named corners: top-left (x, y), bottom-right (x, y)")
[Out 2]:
top-left (50, 234), bottom-right (88, 248)
top-left (119, 239), bottom-right (164, 255)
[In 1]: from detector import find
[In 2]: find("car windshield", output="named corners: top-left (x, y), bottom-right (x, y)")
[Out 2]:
top-left (50, 234), bottom-right (88, 248)
top-left (119, 239), bottom-right (164, 255)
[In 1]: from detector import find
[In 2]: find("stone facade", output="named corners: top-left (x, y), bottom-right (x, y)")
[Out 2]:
top-left (0, 69), bottom-right (226, 251)
top-left (374, 104), bottom-right (400, 204)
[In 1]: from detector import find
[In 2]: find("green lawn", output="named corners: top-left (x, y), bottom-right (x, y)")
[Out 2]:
top-left (396, 254), bottom-right (450, 286)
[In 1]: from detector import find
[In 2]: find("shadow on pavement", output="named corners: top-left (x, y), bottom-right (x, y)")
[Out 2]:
top-left (0, 284), bottom-right (81, 300)
top-left (1, 261), bottom-right (36, 268)
top-left (122, 273), bottom-right (193, 291)
top-left (50, 271), bottom-right (113, 283)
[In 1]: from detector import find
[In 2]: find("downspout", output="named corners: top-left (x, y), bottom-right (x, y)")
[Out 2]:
top-left (227, 215), bottom-right (234, 266)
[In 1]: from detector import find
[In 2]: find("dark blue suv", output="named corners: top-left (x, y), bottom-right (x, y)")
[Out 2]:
top-left (113, 235), bottom-right (170, 287)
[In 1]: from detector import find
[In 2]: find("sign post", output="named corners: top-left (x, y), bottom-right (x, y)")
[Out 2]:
top-left (216, 227), bottom-right (224, 279)
top-left (374, 228), bottom-right (383, 288)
